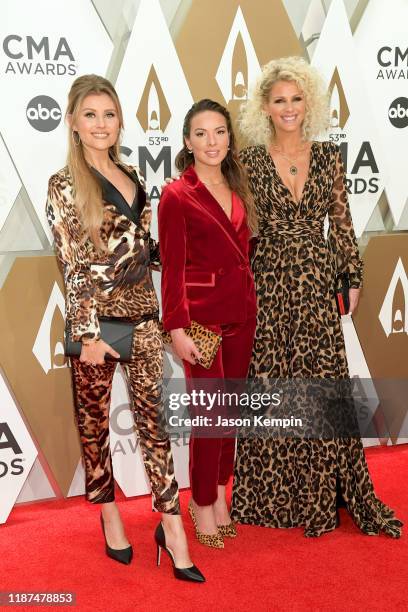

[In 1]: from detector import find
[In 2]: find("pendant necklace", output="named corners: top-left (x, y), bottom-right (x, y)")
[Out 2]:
top-left (271, 145), bottom-right (307, 175)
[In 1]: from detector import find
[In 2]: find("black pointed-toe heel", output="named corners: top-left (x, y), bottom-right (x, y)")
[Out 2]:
top-left (100, 514), bottom-right (133, 565)
top-left (154, 522), bottom-right (205, 583)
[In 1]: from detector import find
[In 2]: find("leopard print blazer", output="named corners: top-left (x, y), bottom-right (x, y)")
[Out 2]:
top-left (46, 160), bottom-right (159, 343)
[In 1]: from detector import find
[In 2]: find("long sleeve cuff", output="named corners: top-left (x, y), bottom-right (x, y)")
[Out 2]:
top-left (162, 307), bottom-right (191, 332)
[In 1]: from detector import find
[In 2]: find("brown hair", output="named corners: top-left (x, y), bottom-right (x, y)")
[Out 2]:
top-left (175, 99), bottom-right (257, 232)
top-left (66, 74), bottom-right (124, 249)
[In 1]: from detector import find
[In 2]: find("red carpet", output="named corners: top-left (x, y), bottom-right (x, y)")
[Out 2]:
top-left (1, 445), bottom-right (407, 612)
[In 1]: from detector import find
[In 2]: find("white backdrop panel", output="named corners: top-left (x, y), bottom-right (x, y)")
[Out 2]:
top-left (355, 0), bottom-right (408, 225)
top-left (312, 0), bottom-right (387, 237)
top-left (0, 0), bottom-right (113, 243)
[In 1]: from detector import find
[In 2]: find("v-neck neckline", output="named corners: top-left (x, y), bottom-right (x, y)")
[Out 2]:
top-left (264, 141), bottom-right (317, 205)
top-left (207, 188), bottom-right (234, 223)
top-left (182, 165), bottom-right (247, 260)
top-left (198, 178), bottom-right (234, 223)
top-left (92, 164), bottom-right (137, 210)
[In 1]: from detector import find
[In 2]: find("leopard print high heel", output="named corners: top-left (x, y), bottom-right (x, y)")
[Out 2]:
top-left (217, 522), bottom-right (237, 538)
top-left (188, 502), bottom-right (224, 549)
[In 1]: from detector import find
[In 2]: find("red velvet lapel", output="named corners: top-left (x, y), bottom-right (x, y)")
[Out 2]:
top-left (181, 165), bottom-right (247, 262)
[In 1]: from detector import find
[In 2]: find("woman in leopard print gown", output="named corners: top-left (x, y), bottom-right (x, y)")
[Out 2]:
top-left (230, 57), bottom-right (402, 538)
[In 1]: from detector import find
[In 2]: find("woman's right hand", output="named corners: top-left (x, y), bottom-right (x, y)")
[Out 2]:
top-left (80, 339), bottom-right (120, 366)
top-left (170, 328), bottom-right (202, 365)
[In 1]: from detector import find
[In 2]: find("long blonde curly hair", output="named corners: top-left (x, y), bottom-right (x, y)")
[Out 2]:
top-left (239, 56), bottom-right (330, 146)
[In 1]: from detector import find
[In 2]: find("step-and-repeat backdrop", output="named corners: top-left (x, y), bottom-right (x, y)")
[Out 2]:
top-left (0, 0), bottom-right (407, 523)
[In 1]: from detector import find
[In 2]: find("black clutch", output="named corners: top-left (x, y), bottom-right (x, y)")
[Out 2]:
top-left (65, 313), bottom-right (159, 363)
top-left (335, 273), bottom-right (350, 316)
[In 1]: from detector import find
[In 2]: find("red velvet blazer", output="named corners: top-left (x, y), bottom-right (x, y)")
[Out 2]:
top-left (158, 165), bottom-right (256, 331)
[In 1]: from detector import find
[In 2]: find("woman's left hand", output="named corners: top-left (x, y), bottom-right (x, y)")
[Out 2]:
top-left (160, 175), bottom-right (180, 194)
top-left (348, 288), bottom-right (361, 315)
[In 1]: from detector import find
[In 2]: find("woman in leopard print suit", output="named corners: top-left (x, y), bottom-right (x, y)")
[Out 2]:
top-left (46, 75), bottom-right (204, 580)
top-left (230, 57), bottom-right (402, 538)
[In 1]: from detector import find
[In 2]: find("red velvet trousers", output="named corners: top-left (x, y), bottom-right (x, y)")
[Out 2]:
top-left (183, 316), bottom-right (256, 506)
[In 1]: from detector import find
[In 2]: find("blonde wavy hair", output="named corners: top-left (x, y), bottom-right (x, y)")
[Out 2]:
top-left (66, 74), bottom-right (124, 250)
top-left (239, 56), bottom-right (330, 146)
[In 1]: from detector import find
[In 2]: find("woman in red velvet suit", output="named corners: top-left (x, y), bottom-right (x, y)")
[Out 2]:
top-left (159, 99), bottom-right (257, 548)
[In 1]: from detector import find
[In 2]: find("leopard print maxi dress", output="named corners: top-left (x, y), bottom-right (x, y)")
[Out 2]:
top-left (230, 142), bottom-right (402, 538)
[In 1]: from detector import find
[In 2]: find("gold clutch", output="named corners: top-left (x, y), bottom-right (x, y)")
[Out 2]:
top-left (160, 320), bottom-right (222, 369)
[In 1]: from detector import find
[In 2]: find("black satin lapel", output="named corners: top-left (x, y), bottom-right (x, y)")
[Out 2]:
top-left (91, 166), bottom-right (143, 225)
top-left (116, 162), bottom-right (146, 218)
top-left (99, 174), bottom-right (135, 222)
top-left (188, 184), bottom-right (246, 262)
top-left (133, 182), bottom-right (146, 218)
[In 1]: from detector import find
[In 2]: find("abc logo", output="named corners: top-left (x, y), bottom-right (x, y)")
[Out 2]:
top-left (388, 97), bottom-right (408, 128)
top-left (26, 95), bottom-right (62, 132)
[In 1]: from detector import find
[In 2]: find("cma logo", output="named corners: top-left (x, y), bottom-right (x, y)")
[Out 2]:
top-left (327, 68), bottom-right (380, 194)
top-left (137, 65), bottom-right (171, 133)
top-left (377, 47), bottom-right (408, 67)
top-left (328, 68), bottom-right (349, 130)
top-left (3, 35), bottom-right (76, 76)
top-left (376, 47), bottom-right (408, 80)
top-left (32, 282), bottom-right (68, 374)
top-left (133, 66), bottom-right (172, 197)
top-left (338, 141), bottom-right (380, 195)
top-left (0, 422), bottom-right (24, 478)
top-left (121, 145), bottom-right (171, 200)
top-left (379, 258), bottom-right (408, 337)
top-left (215, 6), bottom-right (260, 104)
top-left (2, 35), bottom-right (74, 61)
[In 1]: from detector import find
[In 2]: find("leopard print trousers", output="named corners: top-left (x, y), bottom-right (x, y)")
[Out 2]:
top-left (71, 319), bottom-right (180, 513)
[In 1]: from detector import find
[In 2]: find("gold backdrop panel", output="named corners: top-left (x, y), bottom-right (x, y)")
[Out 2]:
top-left (0, 256), bottom-right (81, 496)
top-left (353, 235), bottom-right (408, 442)
top-left (175, 0), bottom-right (302, 145)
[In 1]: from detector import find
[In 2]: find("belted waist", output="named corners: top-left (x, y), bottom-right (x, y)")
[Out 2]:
top-left (259, 219), bottom-right (324, 238)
